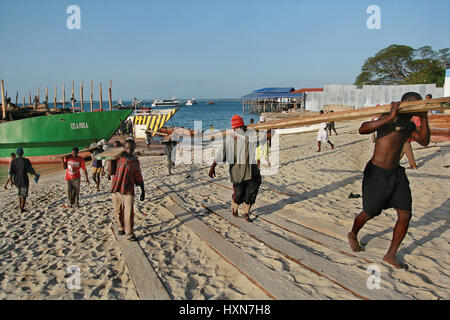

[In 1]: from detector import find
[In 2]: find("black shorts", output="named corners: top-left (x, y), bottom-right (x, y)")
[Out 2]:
top-left (233, 175), bottom-right (262, 205)
top-left (362, 161), bottom-right (412, 218)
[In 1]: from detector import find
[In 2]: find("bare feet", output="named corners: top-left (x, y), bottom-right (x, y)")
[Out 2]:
top-left (383, 255), bottom-right (408, 270)
top-left (316, 149), bottom-right (321, 152)
top-left (347, 232), bottom-right (364, 252)
top-left (232, 208), bottom-right (238, 218)
top-left (331, 145), bottom-right (335, 150)
top-left (244, 213), bottom-right (251, 222)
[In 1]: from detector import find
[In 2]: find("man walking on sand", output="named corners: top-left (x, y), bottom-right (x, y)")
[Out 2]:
top-left (91, 141), bottom-right (105, 192)
top-left (4, 153), bottom-right (16, 189)
top-left (8, 148), bottom-right (40, 213)
top-left (109, 139), bottom-right (145, 241)
top-left (63, 147), bottom-right (90, 208)
top-left (347, 92), bottom-right (430, 270)
top-left (209, 115), bottom-right (261, 222)
top-left (317, 110), bottom-right (335, 152)
top-left (328, 110), bottom-right (338, 136)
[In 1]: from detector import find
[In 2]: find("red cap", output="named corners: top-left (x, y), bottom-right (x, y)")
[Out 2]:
top-left (231, 115), bottom-right (244, 129)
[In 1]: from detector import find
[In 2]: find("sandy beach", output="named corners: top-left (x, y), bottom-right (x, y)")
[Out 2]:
top-left (0, 120), bottom-right (449, 300)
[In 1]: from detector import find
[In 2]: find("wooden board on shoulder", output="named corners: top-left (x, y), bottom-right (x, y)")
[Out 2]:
top-left (49, 146), bottom-right (99, 159)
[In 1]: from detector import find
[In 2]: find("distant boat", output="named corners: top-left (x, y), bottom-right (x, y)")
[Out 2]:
top-left (185, 98), bottom-right (197, 106)
top-left (152, 97), bottom-right (181, 107)
top-left (207, 101), bottom-right (215, 105)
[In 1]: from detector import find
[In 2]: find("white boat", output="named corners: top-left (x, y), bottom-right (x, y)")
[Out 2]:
top-left (152, 97), bottom-right (181, 107)
top-left (185, 98), bottom-right (197, 106)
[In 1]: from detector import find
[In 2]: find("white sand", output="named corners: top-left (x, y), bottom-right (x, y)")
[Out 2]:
top-left (0, 120), bottom-right (448, 299)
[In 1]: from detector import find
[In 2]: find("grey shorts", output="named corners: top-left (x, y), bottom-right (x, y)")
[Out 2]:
top-left (17, 186), bottom-right (29, 198)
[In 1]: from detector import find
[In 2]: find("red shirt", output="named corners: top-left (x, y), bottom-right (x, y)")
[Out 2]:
top-left (64, 155), bottom-right (86, 181)
top-left (408, 116), bottom-right (421, 142)
top-left (110, 156), bottom-right (143, 195)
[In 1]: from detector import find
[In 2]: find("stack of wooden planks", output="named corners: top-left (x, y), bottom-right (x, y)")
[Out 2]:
top-left (248, 97), bottom-right (450, 131)
top-left (428, 114), bottom-right (450, 142)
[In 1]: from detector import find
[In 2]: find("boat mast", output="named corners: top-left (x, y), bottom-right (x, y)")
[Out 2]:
top-left (1, 80), bottom-right (6, 119)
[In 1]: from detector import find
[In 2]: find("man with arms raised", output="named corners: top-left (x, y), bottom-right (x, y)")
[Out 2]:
top-left (347, 92), bottom-right (430, 269)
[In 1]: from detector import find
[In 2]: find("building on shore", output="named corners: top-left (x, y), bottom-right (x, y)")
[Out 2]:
top-left (241, 87), bottom-right (305, 113)
top-left (304, 84), bottom-right (444, 112)
top-left (242, 84), bottom-right (445, 114)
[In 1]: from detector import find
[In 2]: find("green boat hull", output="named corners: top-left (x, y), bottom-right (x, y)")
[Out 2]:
top-left (0, 110), bottom-right (132, 161)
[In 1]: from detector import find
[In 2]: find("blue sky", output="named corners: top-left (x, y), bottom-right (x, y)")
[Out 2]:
top-left (0, 0), bottom-right (448, 99)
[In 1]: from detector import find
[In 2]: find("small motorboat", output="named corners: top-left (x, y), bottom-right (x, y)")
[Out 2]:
top-left (185, 98), bottom-right (197, 106)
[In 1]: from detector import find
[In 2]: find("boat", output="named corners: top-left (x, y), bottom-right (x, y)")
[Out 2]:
top-left (131, 108), bottom-right (179, 139)
top-left (185, 98), bottom-right (197, 106)
top-left (151, 97), bottom-right (181, 107)
top-left (206, 101), bottom-right (215, 105)
top-left (0, 109), bottom-right (132, 163)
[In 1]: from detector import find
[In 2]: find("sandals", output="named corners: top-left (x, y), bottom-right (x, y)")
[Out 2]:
top-left (127, 234), bottom-right (138, 241)
top-left (118, 230), bottom-right (125, 236)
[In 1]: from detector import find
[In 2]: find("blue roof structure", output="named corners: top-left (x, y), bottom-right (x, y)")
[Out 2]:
top-left (242, 87), bottom-right (303, 100)
top-left (253, 87), bottom-right (295, 93)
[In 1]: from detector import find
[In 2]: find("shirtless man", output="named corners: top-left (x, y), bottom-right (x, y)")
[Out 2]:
top-left (347, 92), bottom-right (430, 269)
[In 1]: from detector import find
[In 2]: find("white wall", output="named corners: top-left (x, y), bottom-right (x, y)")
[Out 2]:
top-left (444, 69), bottom-right (450, 97)
top-left (305, 84), bottom-right (445, 111)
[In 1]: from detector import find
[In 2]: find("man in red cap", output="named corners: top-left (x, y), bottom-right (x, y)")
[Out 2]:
top-left (209, 115), bottom-right (261, 222)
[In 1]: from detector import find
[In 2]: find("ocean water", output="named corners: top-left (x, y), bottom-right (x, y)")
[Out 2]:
top-left (44, 99), bottom-right (257, 131)
top-left (152, 100), bottom-right (257, 131)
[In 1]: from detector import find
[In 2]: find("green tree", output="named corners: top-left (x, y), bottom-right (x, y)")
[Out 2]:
top-left (354, 44), bottom-right (448, 87)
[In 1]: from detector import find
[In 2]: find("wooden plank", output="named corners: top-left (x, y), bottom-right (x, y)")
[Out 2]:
top-left (93, 147), bottom-right (124, 160)
top-left (48, 146), bottom-right (99, 159)
top-left (205, 178), bottom-right (395, 251)
top-left (208, 191), bottom-right (375, 264)
top-left (110, 225), bottom-right (171, 300)
top-left (145, 129), bottom-right (168, 136)
top-left (249, 97), bottom-right (450, 130)
top-left (152, 178), bottom-right (311, 300)
top-left (201, 199), bottom-right (407, 300)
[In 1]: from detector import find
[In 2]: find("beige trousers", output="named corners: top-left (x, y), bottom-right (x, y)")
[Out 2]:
top-left (401, 141), bottom-right (417, 167)
top-left (112, 193), bottom-right (135, 236)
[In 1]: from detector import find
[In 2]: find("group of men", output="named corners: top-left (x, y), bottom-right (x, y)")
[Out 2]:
top-left (210, 92), bottom-right (430, 270)
top-left (4, 91), bottom-right (431, 268)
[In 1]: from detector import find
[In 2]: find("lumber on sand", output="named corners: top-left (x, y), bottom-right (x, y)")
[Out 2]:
top-left (152, 178), bottom-right (311, 300)
top-left (110, 225), bottom-right (171, 300)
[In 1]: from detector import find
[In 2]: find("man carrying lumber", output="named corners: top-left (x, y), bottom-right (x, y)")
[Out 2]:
top-left (4, 152), bottom-right (16, 189)
top-left (161, 133), bottom-right (179, 175)
top-left (91, 141), bottom-right (105, 192)
top-left (8, 148), bottom-right (40, 213)
top-left (108, 139), bottom-right (145, 241)
top-left (63, 147), bottom-right (90, 208)
top-left (328, 110), bottom-right (338, 136)
top-left (317, 110), bottom-right (335, 152)
top-left (347, 92), bottom-right (430, 270)
top-left (209, 115), bottom-right (261, 222)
